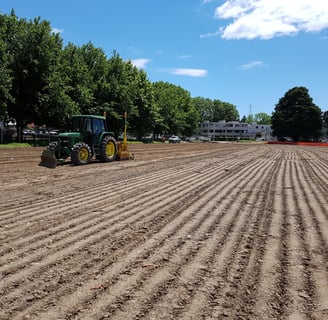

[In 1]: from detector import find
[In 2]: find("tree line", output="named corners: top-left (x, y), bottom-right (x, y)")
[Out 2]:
top-left (0, 10), bottom-right (243, 139)
top-left (1, 11), bottom-right (326, 141)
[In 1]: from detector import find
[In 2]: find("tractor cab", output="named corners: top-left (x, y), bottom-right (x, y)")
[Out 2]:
top-left (71, 115), bottom-right (106, 141)
top-left (70, 115), bottom-right (107, 156)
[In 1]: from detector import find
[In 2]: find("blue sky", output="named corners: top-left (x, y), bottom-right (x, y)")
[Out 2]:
top-left (1, 0), bottom-right (328, 118)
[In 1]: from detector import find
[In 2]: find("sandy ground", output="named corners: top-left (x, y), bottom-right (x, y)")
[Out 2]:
top-left (0, 142), bottom-right (328, 320)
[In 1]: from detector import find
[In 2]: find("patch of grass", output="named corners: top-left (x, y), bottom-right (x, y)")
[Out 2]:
top-left (0, 142), bottom-right (32, 148)
top-left (118, 140), bottom-right (143, 145)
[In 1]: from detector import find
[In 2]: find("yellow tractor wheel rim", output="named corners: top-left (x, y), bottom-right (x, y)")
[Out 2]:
top-left (106, 142), bottom-right (115, 157)
top-left (79, 148), bottom-right (89, 161)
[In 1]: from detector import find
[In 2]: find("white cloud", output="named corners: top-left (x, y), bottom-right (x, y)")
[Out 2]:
top-left (200, 31), bottom-right (220, 38)
top-left (239, 60), bottom-right (264, 70)
top-left (170, 68), bottom-right (208, 77)
top-left (215, 0), bottom-right (328, 39)
top-left (51, 27), bottom-right (63, 34)
top-left (131, 58), bottom-right (151, 69)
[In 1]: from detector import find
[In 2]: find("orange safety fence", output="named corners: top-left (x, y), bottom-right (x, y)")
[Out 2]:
top-left (267, 141), bottom-right (328, 147)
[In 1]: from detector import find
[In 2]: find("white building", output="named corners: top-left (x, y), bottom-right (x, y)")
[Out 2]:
top-left (199, 120), bottom-right (273, 141)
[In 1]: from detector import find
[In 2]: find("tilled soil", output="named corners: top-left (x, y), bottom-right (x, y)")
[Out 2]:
top-left (0, 142), bottom-right (327, 320)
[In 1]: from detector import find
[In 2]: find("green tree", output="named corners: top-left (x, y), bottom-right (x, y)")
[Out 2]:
top-left (271, 87), bottom-right (322, 141)
top-left (60, 43), bottom-right (95, 116)
top-left (323, 111), bottom-right (328, 127)
top-left (192, 97), bottom-right (214, 122)
top-left (254, 112), bottom-right (271, 124)
top-left (323, 110), bottom-right (328, 137)
top-left (183, 98), bottom-right (200, 137)
top-left (77, 42), bottom-right (110, 115)
top-left (104, 52), bottom-right (149, 135)
top-left (0, 12), bottom-right (15, 118)
top-left (39, 59), bottom-right (79, 128)
top-left (245, 114), bottom-right (254, 123)
top-left (103, 52), bottom-right (134, 133)
top-left (0, 34), bottom-right (12, 118)
top-left (3, 12), bottom-right (65, 128)
top-left (153, 81), bottom-right (198, 136)
top-left (193, 97), bottom-right (239, 122)
top-left (128, 67), bottom-right (157, 139)
top-left (212, 100), bottom-right (239, 121)
top-left (83, 52), bottom-right (156, 138)
top-left (1, 11), bottom-right (245, 139)
top-left (240, 115), bottom-right (247, 123)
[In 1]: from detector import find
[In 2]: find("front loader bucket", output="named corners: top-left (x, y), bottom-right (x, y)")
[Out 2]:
top-left (39, 150), bottom-right (57, 168)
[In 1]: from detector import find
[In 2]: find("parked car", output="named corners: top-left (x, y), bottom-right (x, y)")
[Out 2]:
top-left (185, 136), bottom-right (196, 142)
top-left (169, 135), bottom-right (181, 143)
top-left (199, 136), bottom-right (211, 142)
top-left (22, 129), bottom-right (35, 136)
top-left (49, 129), bottom-right (60, 135)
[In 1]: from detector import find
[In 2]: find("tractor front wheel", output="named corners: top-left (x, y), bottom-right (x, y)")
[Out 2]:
top-left (99, 136), bottom-right (117, 162)
top-left (71, 142), bottom-right (91, 165)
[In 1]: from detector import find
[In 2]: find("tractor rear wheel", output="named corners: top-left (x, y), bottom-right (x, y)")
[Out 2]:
top-left (71, 142), bottom-right (91, 165)
top-left (99, 136), bottom-right (117, 162)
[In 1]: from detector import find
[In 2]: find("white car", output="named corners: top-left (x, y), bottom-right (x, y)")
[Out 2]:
top-left (199, 136), bottom-right (211, 142)
top-left (169, 135), bottom-right (181, 143)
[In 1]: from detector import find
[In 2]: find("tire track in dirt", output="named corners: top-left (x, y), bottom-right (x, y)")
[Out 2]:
top-left (80, 168), bottom-right (268, 318)
top-left (1, 161), bottom-right (200, 220)
top-left (251, 147), bottom-right (313, 320)
top-left (285, 157), bottom-right (314, 319)
top-left (261, 146), bottom-right (328, 319)
top-left (1, 159), bottom-right (232, 269)
top-left (171, 153), bottom-right (282, 320)
top-left (0, 148), bottom-right (43, 165)
top-left (0, 146), bottom-right (268, 318)
top-left (0, 146), bottom-right (270, 318)
top-left (298, 149), bottom-right (328, 221)
top-left (0, 145), bottom-right (259, 249)
top-left (294, 149), bottom-right (328, 318)
top-left (118, 155), bottom-right (280, 320)
top-left (198, 156), bottom-right (282, 320)
top-left (0, 153), bottom-right (247, 266)
top-left (1, 152), bottom-right (237, 228)
top-left (0, 145), bottom-right (248, 217)
top-left (250, 154), bottom-right (287, 319)
top-left (23, 146), bottom-right (280, 318)
top-left (0, 146), bottom-right (252, 258)
top-left (1, 144), bottom-right (327, 320)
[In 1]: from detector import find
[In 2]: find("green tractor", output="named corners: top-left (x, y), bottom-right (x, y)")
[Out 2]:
top-left (40, 114), bottom-right (133, 168)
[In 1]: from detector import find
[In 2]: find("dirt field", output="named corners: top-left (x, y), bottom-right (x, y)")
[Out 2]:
top-left (0, 142), bottom-right (327, 320)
